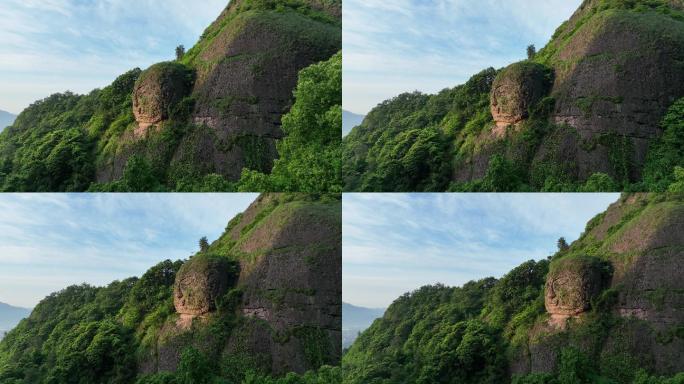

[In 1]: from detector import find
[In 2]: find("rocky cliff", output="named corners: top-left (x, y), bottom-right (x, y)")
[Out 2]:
top-left (513, 193), bottom-right (684, 377)
top-left (342, 0), bottom-right (684, 192)
top-left (140, 193), bottom-right (342, 376)
top-left (342, 193), bottom-right (684, 383)
top-left (0, 0), bottom-right (340, 192)
top-left (100, 0), bottom-right (341, 183)
top-left (0, 193), bottom-right (341, 382)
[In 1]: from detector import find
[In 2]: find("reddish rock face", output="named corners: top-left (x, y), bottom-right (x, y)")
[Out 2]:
top-left (132, 62), bottom-right (193, 134)
top-left (544, 256), bottom-right (607, 329)
top-left (173, 255), bottom-right (235, 317)
top-left (490, 62), bottom-right (552, 128)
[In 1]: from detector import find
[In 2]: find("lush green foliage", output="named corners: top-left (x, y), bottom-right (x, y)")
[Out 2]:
top-left (642, 98), bottom-right (684, 191)
top-left (342, 68), bottom-right (496, 191)
top-left (343, 259), bottom-right (550, 384)
top-left (238, 52), bottom-right (342, 192)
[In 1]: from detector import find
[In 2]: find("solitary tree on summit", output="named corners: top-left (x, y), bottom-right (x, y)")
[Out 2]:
top-left (199, 236), bottom-right (209, 253)
top-left (176, 45), bottom-right (186, 61)
top-left (527, 44), bottom-right (536, 59)
top-left (557, 237), bottom-right (569, 252)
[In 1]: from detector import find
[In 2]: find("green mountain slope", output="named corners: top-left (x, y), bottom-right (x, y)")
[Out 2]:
top-left (0, 0), bottom-right (341, 192)
top-left (342, 193), bottom-right (684, 384)
top-left (0, 193), bottom-right (341, 384)
top-left (342, 0), bottom-right (684, 192)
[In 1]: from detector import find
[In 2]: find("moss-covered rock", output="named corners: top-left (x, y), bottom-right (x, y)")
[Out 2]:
top-left (490, 62), bottom-right (553, 128)
top-left (173, 254), bottom-right (237, 317)
top-left (132, 62), bottom-right (194, 134)
top-left (545, 256), bottom-right (610, 328)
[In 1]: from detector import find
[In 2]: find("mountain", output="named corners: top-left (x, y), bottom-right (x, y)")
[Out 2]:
top-left (342, 0), bottom-right (684, 192)
top-left (0, 110), bottom-right (15, 131)
top-left (342, 110), bottom-right (365, 137)
top-left (0, 0), bottom-right (341, 192)
top-left (0, 193), bottom-right (342, 383)
top-left (342, 302), bottom-right (384, 348)
top-left (0, 302), bottom-right (30, 333)
top-left (343, 193), bottom-right (684, 383)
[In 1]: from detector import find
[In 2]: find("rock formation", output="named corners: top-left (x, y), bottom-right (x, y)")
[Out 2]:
top-left (142, 194), bottom-right (341, 376)
top-left (132, 62), bottom-right (194, 135)
top-left (173, 254), bottom-right (237, 327)
top-left (544, 256), bottom-right (607, 329)
top-left (514, 193), bottom-right (684, 376)
top-left (490, 62), bottom-right (553, 130)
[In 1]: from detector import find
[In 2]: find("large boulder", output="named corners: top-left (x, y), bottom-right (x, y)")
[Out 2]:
top-left (545, 256), bottom-right (608, 328)
top-left (132, 62), bottom-right (194, 135)
top-left (490, 62), bottom-right (553, 128)
top-left (173, 254), bottom-right (237, 317)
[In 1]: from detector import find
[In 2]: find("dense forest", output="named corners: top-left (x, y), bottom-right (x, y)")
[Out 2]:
top-left (343, 193), bottom-right (684, 383)
top-left (0, 193), bottom-right (342, 383)
top-left (342, 0), bottom-right (684, 192)
top-left (0, 0), bottom-right (341, 192)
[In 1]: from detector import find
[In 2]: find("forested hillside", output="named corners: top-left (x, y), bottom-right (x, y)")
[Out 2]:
top-left (342, 0), bottom-right (684, 192)
top-left (0, 0), bottom-right (341, 192)
top-left (343, 193), bottom-right (684, 383)
top-left (0, 193), bottom-right (342, 383)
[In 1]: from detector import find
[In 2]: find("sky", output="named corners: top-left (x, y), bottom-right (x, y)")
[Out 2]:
top-left (0, 193), bottom-right (257, 308)
top-left (343, 193), bottom-right (619, 308)
top-left (343, 0), bottom-right (583, 115)
top-left (0, 0), bottom-right (228, 115)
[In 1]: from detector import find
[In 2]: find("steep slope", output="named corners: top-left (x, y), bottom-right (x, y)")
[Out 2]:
top-left (343, 193), bottom-right (684, 384)
top-left (342, 0), bottom-right (684, 192)
top-left (0, 0), bottom-right (341, 192)
top-left (0, 193), bottom-right (341, 383)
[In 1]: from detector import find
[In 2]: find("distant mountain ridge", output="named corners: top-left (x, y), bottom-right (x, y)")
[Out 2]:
top-left (0, 301), bottom-right (31, 332)
top-left (0, 110), bottom-right (16, 131)
top-left (342, 302), bottom-right (384, 348)
top-left (342, 110), bottom-right (365, 137)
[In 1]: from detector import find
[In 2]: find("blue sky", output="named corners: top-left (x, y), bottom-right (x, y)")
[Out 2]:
top-left (343, 0), bottom-right (583, 114)
top-left (343, 193), bottom-right (619, 308)
top-left (0, 0), bottom-right (227, 115)
top-left (0, 193), bottom-right (257, 308)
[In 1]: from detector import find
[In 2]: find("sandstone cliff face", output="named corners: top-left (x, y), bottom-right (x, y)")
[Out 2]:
top-left (97, 0), bottom-right (341, 183)
top-left (540, 1), bottom-right (684, 181)
top-left (544, 256), bottom-right (607, 329)
top-left (132, 62), bottom-right (194, 135)
top-left (514, 194), bottom-right (684, 376)
top-left (141, 194), bottom-right (341, 376)
top-left (490, 62), bottom-right (553, 129)
top-left (221, 194), bottom-right (342, 374)
top-left (172, 0), bottom-right (341, 180)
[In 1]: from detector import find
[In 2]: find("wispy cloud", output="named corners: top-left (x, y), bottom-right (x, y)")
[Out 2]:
top-left (343, 0), bottom-right (582, 114)
top-left (343, 193), bottom-right (619, 308)
top-left (0, 0), bottom-right (227, 114)
top-left (0, 193), bottom-right (257, 308)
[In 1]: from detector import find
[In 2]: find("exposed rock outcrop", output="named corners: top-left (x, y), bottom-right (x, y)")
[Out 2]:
top-left (222, 194), bottom-right (342, 375)
top-left (132, 62), bottom-right (194, 135)
top-left (544, 256), bottom-right (608, 329)
top-left (171, 0), bottom-right (341, 180)
top-left (142, 194), bottom-right (341, 376)
top-left (173, 254), bottom-right (237, 320)
top-left (542, 1), bottom-right (684, 181)
top-left (490, 62), bottom-right (553, 130)
top-left (514, 194), bottom-right (684, 376)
